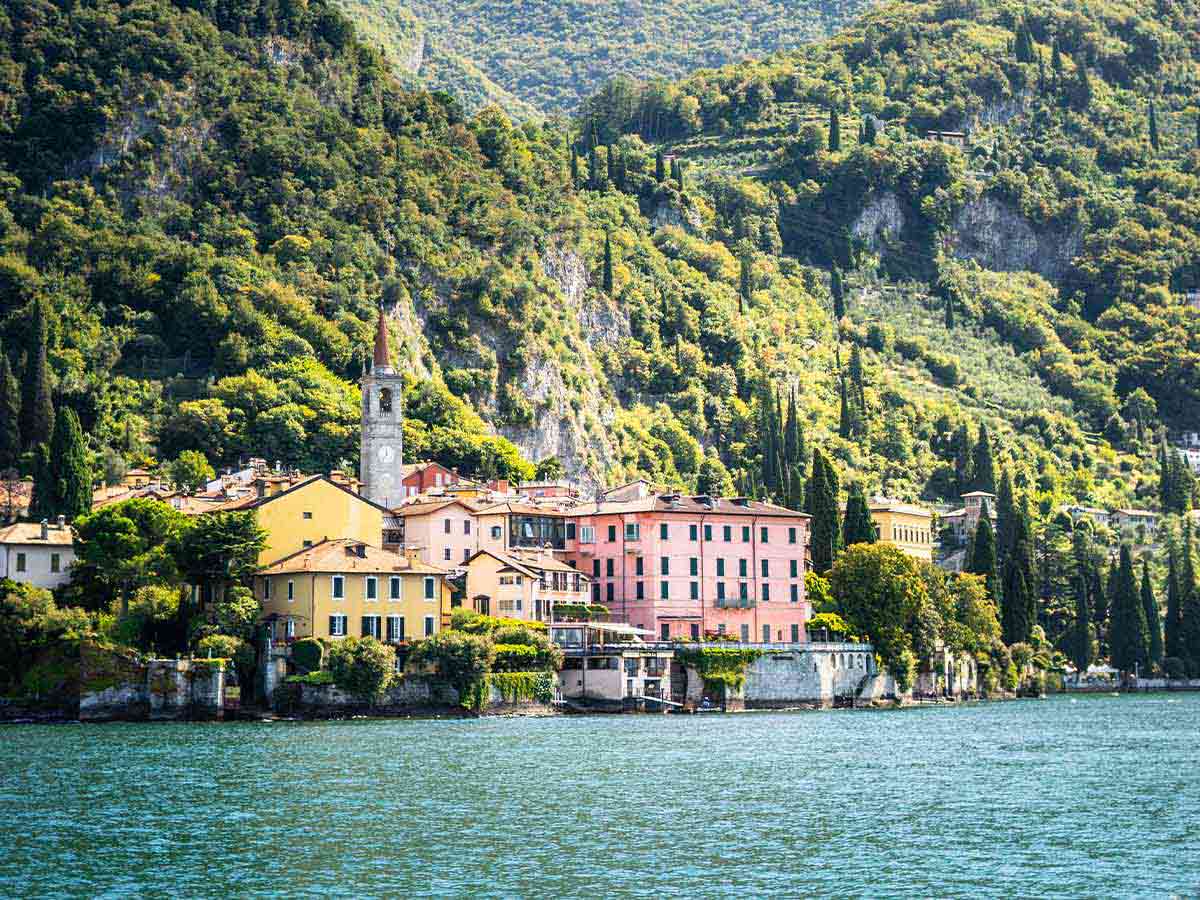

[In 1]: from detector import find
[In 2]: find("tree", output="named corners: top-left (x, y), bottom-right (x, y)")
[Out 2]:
top-left (1181, 519), bottom-right (1200, 667)
top-left (696, 449), bottom-right (735, 497)
top-left (19, 300), bottom-right (54, 452)
top-left (25, 443), bottom-right (52, 522)
top-left (1000, 500), bottom-right (1034, 644)
top-left (534, 456), bottom-right (565, 480)
top-left (1109, 545), bottom-right (1148, 676)
top-left (967, 507), bottom-right (1001, 605)
top-left (46, 407), bottom-right (92, 520)
top-left (602, 232), bottom-right (614, 295)
top-left (950, 423), bottom-right (973, 498)
top-left (1014, 18), bottom-right (1035, 63)
top-left (995, 468), bottom-right (1015, 569)
top-left (410, 629), bottom-right (495, 696)
top-left (172, 511), bottom-right (267, 608)
top-left (0, 348), bottom-right (20, 470)
top-left (165, 450), bottom-right (214, 493)
top-left (808, 447), bottom-right (840, 574)
top-left (738, 249), bottom-right (753, 313)
top-left (654, 150), bottom-right (665, 182)
top-left (569, 147), bottom-right (580, 187)
top-left (829, 543), bottom-right (927, 690)
top-left (1165, 529), bottom-right (1182, 659)
top-left (842, 482), bottom-right (877, 546)
top-left (71, 498), bottom-right (190, 613)
top-left (1071, 574), bottom-right (1092, 674)
top-left (971, 424), bottom-right (996, 493)
top-left (862, 116), bottom-right (877, 145)
top-left (328, 636), bottom-right (396, 704)
top-left (1148, 99), bottom-right (1160, 152)
top-left (831, 267), bottom-right (846, 320)
top-left (1141, 559), bottom-right (1163, 670)
top-left (828, 106), bottom-right (841, 152)
top-left (848, 345), bottom-right (866, 415)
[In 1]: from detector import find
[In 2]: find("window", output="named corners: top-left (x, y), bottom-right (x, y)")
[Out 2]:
top-left (580, 525), bottom-right (595, 543)
top-left (723, 525), bottom-right (732, 542)
top-left (286, 619), bottom-right (295, 639)
top-left (626, 522), bottom-right (641, 541)
top-left (660, 557), bottom-right (670, 575)
top-left (361, 615), bottom-right (381, 639)
top-left (716, 558), bottom-right (725, 577)
top-left (760, 526), bottom-right (769, 543)
top-left (592, 584), bottom-right (600, 602)
top-left (303, 540), bottom-right (313, 548)
top-left (739, 582), bottom-right (749, 601)
top-left (424, 615), bottom-right (435, 637)
top-left (15, 552), bottom-right (26, 572)
top-left (592, 560), bottom-right (600, 577)
top-left (740, 624), bottom-right (750, 642)
top-left (329, 614), bottom-right (347, 637)
top-left (606, 583), bottom-right (615, 603)
top-left (704, 524), bottom-right (712, 541)
top-left (660, 581), bottom-right (669, 600)
top-left (379, 387), bottom-right (392, 413)
top-left (659, 523), bottom-right (668, 540)
top-left (607, 525), bottom-right (616, 542)
top-left (788, 527), bottom-right (797, 544)
top-left (566, 523), bottom-right (576, 540)
top-left (660, 623), bottom-right (670, 640)
top-left (443, 547), bottom-right (451, 561)
top-left (387, 615), bottom-right (404, 642)
top-left (689, 524), bottom-right (698, 541)
top-left (288, 580), bottom-right (295, 602)
top-left (463, 548), bottom-right (470, 562)
top-left (606, 559), bottom-right (615, 577)
top-left (790, 559), bottom-right (799, 578)
top-left (689, 557), bottom-right (699, 576)
top-left (50, 553), bottom-right (60, 573)
top-left (717, 624), bottom-right (726, 635)
top-left (791, 623), bottom-right (800, 642)
top-left (763, 624), bottom-right (771, 643)
top-left (444, 518), bottom-right (451, 534)
top-left (389, 576), bottom-right (401, 600)
top-left (762, 584), bottom-right (771, 602)
top-left (790, 584), bottom-right (799, 603)
top-left (636, 581), bottom-right (644, 600)
top-left (761, 559), bottom-right (769, 578)
top-left (303, 511), bottom-right (313, 520)
top-left (690, 624), bottom-right (700, 640)
top-left (742, 526), bottom-right (751, 542)
top-left (424, 577), bottom-right (435, 600)
top-left (264, 579), bottom-right (271, 601)
top-left (464, 520), bottom-right (471, 535)
top-left (635, 556), bottom-right (644, 576)
top-left (689, 581), bottom-right (699, 600)
top-left (738, 558), bottom-right (748, 577)
top-left (491, 526), bottom-right (502, 540)
top-left (717, 582), bottom-right (726, 600)
top-left (365, 576), bottom-right (378, 601)
top-left (332, 576), bottom-right (345, 599)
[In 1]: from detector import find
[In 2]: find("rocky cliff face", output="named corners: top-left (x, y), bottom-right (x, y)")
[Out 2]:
top-left (951, 195), bottom-right (1079, 281)
top-left (852, 192), bottom-right (905, 249)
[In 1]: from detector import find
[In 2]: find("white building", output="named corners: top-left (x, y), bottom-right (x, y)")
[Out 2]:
top-left (0, 518), bottom-right (76, 589)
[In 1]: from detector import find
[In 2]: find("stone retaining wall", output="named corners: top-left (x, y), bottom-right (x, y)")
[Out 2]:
top-left (77, 643), bottom-right (226, 722)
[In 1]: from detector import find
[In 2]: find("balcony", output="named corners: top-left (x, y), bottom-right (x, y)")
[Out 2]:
top-left (713, 598), bottom-right (755, 609)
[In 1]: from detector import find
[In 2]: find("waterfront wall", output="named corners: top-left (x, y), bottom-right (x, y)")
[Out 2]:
top-left (78, 643), bottom-right (226, 722)
top-left (283, 676), bottom-right (554, 716)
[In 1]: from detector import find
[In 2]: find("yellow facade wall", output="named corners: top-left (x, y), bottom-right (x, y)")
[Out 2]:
top-left (258, 570), bottom-right (443, 641)
top-left (255, 479), bottom-right (384, 566)
top-left (871, 509), bottom-right (934, 562)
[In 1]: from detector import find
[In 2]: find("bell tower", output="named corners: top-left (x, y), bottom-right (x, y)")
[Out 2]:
top-left (360, 310), bottom-right (404, 508)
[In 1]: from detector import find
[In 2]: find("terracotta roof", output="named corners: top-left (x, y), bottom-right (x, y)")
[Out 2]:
top-left (258, 538), bottom-right (448, 576)
top-left (466, 548), bottom-right (587, 577)
top-left (399, 461), bottom-right (452, 477)
top-left (216, 474), bottom-right (394, 516)
top-left (393, 497), bottom-right (478, 517)
top-left (572, 495), bottom-right (808, 519)
top-left (373, 310), bottom-right (393, 372)
top-left (0, 522), bottom-right (74, 546)
top-left (960, 491), bottom-right (997, 498)
top-left (867, 498), bottom-right (934, 518)
top-left (473, 501), bottom-right (568, 517)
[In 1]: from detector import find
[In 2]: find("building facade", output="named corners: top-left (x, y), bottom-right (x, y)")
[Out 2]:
top-left (256, 539), bottom-right (448, 643)
top-left (868, 499), bottom-right (934, 562)
top-left (360, 312), bottom-right (405, 508)
top-left (565, 487), bottom-right (810, 643)
top-left (0, 519), bottom-right (75, 589)
top-left (464, 548), bottom-right (591, 621)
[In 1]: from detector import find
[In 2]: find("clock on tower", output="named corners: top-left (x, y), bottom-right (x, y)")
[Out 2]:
top-left (360, 311), bottom-right (404, 508)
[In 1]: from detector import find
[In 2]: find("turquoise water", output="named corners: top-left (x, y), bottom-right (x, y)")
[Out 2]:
top-left (2, 694), bottom-right (1197, 898)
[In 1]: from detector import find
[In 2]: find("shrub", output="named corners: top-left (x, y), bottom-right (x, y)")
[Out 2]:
top-left (674, 647), bottom-right (763, 690)
top-left (409, 630), bottom-right (495, 693)
top-left (489, 671), bottom-right (554, 704)
top-left (493, 641), bottom-right (563, 672)
top-left (328, 636), bottom-right (396, 704)
top-left (196, 634), bottom-right (241, 660)
top-left (292, 637), bottom-right (324, 675)
top-left (285, 671), bottom-right (334, 685)
top-left (866, 321), bottom-right (893, 353)
top-left (1163, 656), bottom-right (1186, 679)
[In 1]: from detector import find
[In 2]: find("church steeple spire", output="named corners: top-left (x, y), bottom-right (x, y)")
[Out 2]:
top-left (372, 309), bottom-right (394, 375)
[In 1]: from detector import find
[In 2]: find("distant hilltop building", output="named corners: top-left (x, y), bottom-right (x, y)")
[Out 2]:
top-left (926, 130), bottom-right (967, 148)
top-left (360, 311), bottom-right (405, 508)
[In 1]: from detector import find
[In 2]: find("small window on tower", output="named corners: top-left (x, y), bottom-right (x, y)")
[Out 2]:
top-left (379, 388), bottom-right (392, 414)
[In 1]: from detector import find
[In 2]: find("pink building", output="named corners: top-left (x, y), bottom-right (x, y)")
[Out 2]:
top-left (565, 484), bottom-right (810, 643)
top-left (389, 498), bottom-right (480, 568)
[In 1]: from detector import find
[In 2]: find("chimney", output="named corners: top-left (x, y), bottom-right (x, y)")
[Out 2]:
top-left (56, 515), bottom-right (65, 530)
top-left (40, 519), bottom-right (48, 540)
top-left (402, 545), bottom-right (421, 561)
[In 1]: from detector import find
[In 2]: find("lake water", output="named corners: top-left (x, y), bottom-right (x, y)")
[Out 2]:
top-left (2, 694), bottom-right (1197, 898)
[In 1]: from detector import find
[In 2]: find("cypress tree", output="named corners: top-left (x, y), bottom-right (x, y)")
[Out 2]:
top-left (759, 387), bottom-right (777, 495)
top-left (1001, 500), bottom-right (1034, 644)
top-left (1148, 99), bottom-right (1160, 152)
top-left (602, 232), bottom-right (614, 295)
top-left (20, 300), bottom-right (54, 451)
top-left (739, 250), bottom-right (753, 313)
top-left (842, 482), bottom-right (877, 546)
top-left (952, 424), bottom-right (974, 499)
top-left (1165, 530), bottom-right (1182, 660)
top-left (783, 389), bottom-right (799, 473)
top-left (47, 407), bottom-right (91, 520)
top-left (1090, 566), bottom-right (1107, 643)
top-left (1180, 519), bottom-right (1200, 666)
top-left (1159, 438), bottom-right (1175, 511)
top-left (995, 467), bottom-right (1015, 569)
top-left (26, 443), bottom-right (52, 521)
top-left (863, 116), bottom-right (877, 145)
top-left (831, 267), bottom-right (846, 320)
top-left (1110, 545), bottom-right (1149, 675)
top-left (838, 375), bottom-right (852, 440)
top-left (828, 106), bottom-right (841, 152)
top-left (809, 448), bottom-right (840, 574)
top-left (0, 347), bottom-right (20, 470)
top-left (967, 505), bottom-right (1001, 604)
top-left (972, 423), bottom-right (997, 493)
top-left (786, 462), bottom-right (804, 512)
top-left (673, 158), bottom-right (685, 191)
top-left (1014, 19), bottom-right (1035, 63)
top-left (570, 147), bottom-right (580, 187)
top-left (1142, 559), bottom-right (1163, 670)
top-left (848, 345), bottom-right (866, 415)
top-left (587, 145), bottom-right (602, 189)
top-left (655, 150), bottom-right (665, 182)
top-left (605, 144), bottom-right (615, 185)
top-left (1071, 574), bottom-right (1092, 674)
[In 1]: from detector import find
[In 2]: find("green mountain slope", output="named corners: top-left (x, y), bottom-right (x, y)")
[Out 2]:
top-left (335, 0), bottom-right (876, 116)
top-left (0, 0), bottom-right (1190, 526)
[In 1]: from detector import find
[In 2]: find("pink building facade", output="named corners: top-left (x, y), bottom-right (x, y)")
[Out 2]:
top-left (564, 492), bottom-right (810, 643)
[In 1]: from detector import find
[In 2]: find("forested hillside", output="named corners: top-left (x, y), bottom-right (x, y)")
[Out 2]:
top-left (334, 0), bottom-right (875, 116)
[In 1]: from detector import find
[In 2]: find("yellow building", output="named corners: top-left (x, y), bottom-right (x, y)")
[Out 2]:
top-left (464, 548), bottom-right (591, 622)
top-left (256, 538), bottom-right (449, 642)
top-left (869, 499), bottom-right (935, 562)
top-left (218, 474), bottom-right (388, 566)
